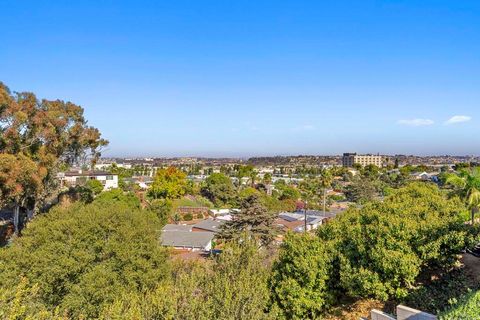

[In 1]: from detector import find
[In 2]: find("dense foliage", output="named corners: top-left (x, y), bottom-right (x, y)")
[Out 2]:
top-left (220, 194), bottom-right (278, 246)
top-left (100, 239), bottom-right (273, 320)
top-left (269, 233), bottom-right (333, 319)
top-left (440, 289), bottom-right (480, 319)
top-left (0, 82), bottom-right (108, 232)
top-left (200, 172), bottom-right (236, 206)
top-left (0, 200), bottom-right (169, 318)
top-left (270, 183), bottom-right (474, 318)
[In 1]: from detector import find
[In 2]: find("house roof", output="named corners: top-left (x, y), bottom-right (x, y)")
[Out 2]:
top-left (279, 212), bottom-right (305, 222)
top-left (193, 219), bottom-right (224, 233)
top-left (276, 217), bottom-right (304, 231)
top-left (162, 224), bottom-right (193, 232)
top-left (64, 171), bottom-right (114, 177)
top-left (160, 231), bottom-right (214, 249)
top-left (306, 216), bottom-right (325, 225)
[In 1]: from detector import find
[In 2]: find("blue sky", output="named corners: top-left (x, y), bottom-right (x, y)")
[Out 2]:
top-left (1, 1), bottom-right (479, 157)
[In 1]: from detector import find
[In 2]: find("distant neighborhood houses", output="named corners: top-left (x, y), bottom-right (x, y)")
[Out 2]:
top-left (57, 170), bottom-right (119, 190)
top-left (159, 208), bottom-right (344, 253)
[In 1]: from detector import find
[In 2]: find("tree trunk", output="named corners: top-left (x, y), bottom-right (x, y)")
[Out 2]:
top-left (472, 208), bottom-right (475, 225)
top-left (27, 207), bottom-right (35, 220)
top-left (13, 204), bottom-right (20, 235)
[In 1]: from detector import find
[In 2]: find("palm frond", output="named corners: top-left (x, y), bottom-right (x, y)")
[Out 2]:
top-left (467, 187), bottom-right (480, 209)
top-left (445, 174), bottom-right (466, 189)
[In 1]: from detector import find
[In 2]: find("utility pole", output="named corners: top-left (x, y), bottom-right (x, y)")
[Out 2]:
top-left (304, 201), bottom-right (308, 233)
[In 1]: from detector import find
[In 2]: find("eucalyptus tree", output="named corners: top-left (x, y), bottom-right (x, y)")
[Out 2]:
top-left (0, 82), bottom-right (108, 231)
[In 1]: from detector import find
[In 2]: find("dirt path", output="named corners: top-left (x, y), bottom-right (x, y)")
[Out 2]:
top-left (462, 253), bottom-right (480, 284)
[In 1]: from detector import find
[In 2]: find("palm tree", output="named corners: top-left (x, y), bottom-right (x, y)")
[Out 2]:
top-left (318, 169), bottom-right (333, 217)
top-left (445, 167), bottom-right (480, 224)
top-left (250, 170), bottom-right (258, 187)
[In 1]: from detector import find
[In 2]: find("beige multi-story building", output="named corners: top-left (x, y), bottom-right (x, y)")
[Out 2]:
top-left (342, 153), bottom-right (383, 167)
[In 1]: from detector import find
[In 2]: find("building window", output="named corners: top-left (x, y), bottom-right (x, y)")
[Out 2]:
top-left (106, 175), bottom-right (114, 180)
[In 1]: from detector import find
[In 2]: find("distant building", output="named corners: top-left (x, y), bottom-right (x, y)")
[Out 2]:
top-left (342, 153), bottom-right (383, 167)
top-left (58, 170), bottom-right (118, 190)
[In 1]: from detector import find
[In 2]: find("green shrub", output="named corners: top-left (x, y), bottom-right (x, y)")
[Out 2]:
top-left (440, 289), bottom-right (480, 320)
top-left (0, 202), bottom-right (170, 318)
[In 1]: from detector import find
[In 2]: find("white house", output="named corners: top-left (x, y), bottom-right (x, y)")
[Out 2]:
top-left (58, 170), bottom-right (118, 190)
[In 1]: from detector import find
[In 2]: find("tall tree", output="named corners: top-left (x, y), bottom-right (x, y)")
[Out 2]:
top-left (200, 172), bottom-right (235, 206)
top-left (318, 169), bottom-right (333, 215)
top-left (0, 82), bottom-right (108, 228)
top-left (220, 194), bottom-right (277, 246)
top-left (148, 167), bottom-right (188, 200)
top-left (0, 154), bottom-right (45, 233)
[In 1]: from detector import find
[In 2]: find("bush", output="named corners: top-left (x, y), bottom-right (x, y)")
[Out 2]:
top-left (319, 183), bottom-right (469, 300)
top-left (270, 233), bottom-right (333, 319)
top-left (183, 213), bottom-right (193, 221)
top-left (271, 183), bottom-right (472, 318)
top-left (101, 239), bottom-right (273, 319)
top-left (0, 202), bottom-right (170, 318)
top-left (440, 289), bottom-right (480, 319)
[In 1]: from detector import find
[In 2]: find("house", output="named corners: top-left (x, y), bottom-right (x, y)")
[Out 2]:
top-left (276, 217), bottom-right (305, 233)
top-left (162, 224), bottom-right (193, 232)
top-left (160, 224), bottom-right (214, 251)
top-left (192, 219), bottom-right (224, 233)
top-left (161, 231), bottom-right (214, 251)
top-left (58, 170), bottom-right (118, 190)
top-left (123, 176), bottom-right (153, 189)
top-left (277, 210), bottom-right (336, 232)
top-left (209, 208), bottom-right (239, 221)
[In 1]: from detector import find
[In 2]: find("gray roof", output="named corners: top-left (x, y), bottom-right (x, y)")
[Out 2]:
top-left (306, 216), bottom-right (324, 225)
top-left (193, 219), bottom-right (224, 233)
top-left (162, 224), bottom-right (193, 232)
top-left (64, 170), bottom-right (113, 177)
top-left (161, 231), bottom-right (214, 249)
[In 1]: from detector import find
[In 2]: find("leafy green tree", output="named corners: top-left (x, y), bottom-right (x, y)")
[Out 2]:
top-left (0, 82), bottom-right (108, 224)
top-left (200, 172), bottom-right (236, 206)
top-left (277, 185), bottom-right (300, 201)
top-left (101, 239), bottom-right (273, 320)
top-left (445, 167), bottom-right (480, 224)
top-left (0, 202), bottom-right (169, 318)
top-left (94, 188), bottom-right (141, 209)
top-left (0, 154), bottom-right (45, 234)
top-left (147, 199), bottom-right (173, 225)
top-left (220, 194), bottom-right (278, 246)
top-left (0, 277), bottom-right (67, 320)
top-left (344, 176), bottom-right (379, 204)
top-left (263, 172), bottom-right (273, 185)
top-left (270, 233), bottom-right (333, 319)
top-left (86, 179), bottom-right (104, 195)
top-left (318, 183), bottom-right (470, 301)
top-left (148, 167), bottom-right (188, 200)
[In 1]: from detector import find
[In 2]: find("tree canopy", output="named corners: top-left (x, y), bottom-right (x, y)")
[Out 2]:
top-left (220, 194), bottom-right (278, 246)
top-left (200, 172), bottom-right (236, 206)
top-left (148, 167), bottom-right (188, 200)
top-left (0, 201), bottom-right (169, 318)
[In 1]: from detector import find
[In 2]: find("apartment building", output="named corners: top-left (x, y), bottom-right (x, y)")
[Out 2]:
top-left (342, 153), bottom-right (383, 167)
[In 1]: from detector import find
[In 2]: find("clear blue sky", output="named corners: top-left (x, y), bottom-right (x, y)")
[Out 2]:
top-left (1, 1), bottom-right (479, 157)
